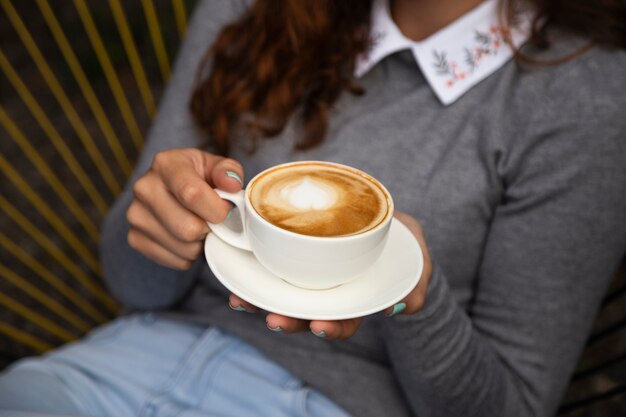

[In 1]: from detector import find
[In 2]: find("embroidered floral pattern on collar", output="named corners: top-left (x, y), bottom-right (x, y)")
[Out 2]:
top-left (432, 25), bottom-right (508, 88)
top-left (355, 0), bottom-right (530, 105)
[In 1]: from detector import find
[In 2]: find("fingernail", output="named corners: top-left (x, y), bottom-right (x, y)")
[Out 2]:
top-left (267, 323), bottom-right (283, 332)
top-left (225, 171), bottom-right (243, 185)
top-left (312, 330), bottom-right (327, 338)
top-left (229, 303), bottom-right (247, 312)
top-left (226, 207), bottom-right (233, 219)
top-left (386, 302), bottom-right (407, 317)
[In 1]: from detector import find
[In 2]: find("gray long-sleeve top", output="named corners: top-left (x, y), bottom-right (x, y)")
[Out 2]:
top-left (100, 1), bottom-right (626, 416)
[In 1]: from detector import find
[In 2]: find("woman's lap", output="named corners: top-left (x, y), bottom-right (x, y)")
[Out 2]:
top-left (0, 369), bottom-right (83, 416)
top-left (0, 313), bottom-right (349, 417)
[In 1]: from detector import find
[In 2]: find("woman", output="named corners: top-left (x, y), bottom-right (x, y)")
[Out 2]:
top-left (1, 0), bottom-right (625, 416)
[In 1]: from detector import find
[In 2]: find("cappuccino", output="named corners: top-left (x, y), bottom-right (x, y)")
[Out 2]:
top-left (249, 163), bottom-right (389, 237)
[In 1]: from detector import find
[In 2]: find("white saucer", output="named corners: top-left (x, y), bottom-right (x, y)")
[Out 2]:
top-left (204, 219), bottom-right (423, 321)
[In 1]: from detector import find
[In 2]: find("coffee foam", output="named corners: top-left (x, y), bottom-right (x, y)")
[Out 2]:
top-left (249, 164), bottom-right (389, 237)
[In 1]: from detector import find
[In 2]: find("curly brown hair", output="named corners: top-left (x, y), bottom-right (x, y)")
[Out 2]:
top-left (190, 0), bottom-right (626, 156)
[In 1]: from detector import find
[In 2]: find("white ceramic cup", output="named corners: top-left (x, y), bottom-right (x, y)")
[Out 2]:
top-left (208, 161), bottom-right (394, 289)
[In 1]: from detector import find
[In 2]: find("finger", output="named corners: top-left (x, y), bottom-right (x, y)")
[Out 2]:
top-left (382, 266), bottom-right (429, 317)
top-left (384, 301), bottom-right (406, 317)
top-left (152, 151), bottom-right (232, 224)
top-left (134, 173), bottom-right (211, 243)
top-left (127, 227), bottom-right (192, 270)
top-left (385, 211), bottom-right (433, 316)
top-left (309, 318), bottom-right (363, 340)
top-left (265, 313), bottom-right (310, 333)
top-left (127, 200), bottom-right (203, 261)
top-left (394, 211), bottom-right (432, 270)
top-left (210, 157), bottom-right (245, 193)
top-left (403, 273), bottom-right (430, 315)
top-left (228, 294), bottom-right (260, 313)
top-left (383, 280), bottom-right (427, 316)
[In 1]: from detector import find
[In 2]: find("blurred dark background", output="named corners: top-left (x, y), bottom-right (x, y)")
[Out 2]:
top-left (0, 1), bottom-right (624, 416)
top-left (1, 0), bottom-right (197, 364)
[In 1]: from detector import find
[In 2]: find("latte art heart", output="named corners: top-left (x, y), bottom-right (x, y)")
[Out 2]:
top-left (278, 177), bottom-right (338, 211)
top-left (249, 163), bottom-right (389, 237)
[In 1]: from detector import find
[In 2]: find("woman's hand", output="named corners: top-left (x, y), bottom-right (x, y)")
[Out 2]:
top-left (229, 210), bottom-right (433, 340)
top-left (126, 148), bottom-right (244, 270)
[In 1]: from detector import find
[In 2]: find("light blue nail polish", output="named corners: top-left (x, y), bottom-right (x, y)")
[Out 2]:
top-left (225, 171), bottom-right (243, 185)
top-left (387, 302), bottom-right (407, 317)
top-left (267, 324), bottom-right (283, 332)
top-left (226, 207), bottom-right (233, 219)
top-left (312, 330), bottom-right (327, 338)
top-left (229, 304), bottom-right (247, 312)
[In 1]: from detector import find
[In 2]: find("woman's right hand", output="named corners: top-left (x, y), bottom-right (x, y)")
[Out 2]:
top-left (126, 148), bottom-right (244, 270)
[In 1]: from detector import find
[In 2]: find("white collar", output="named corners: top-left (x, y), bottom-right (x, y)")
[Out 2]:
top-left (355, 0), bottom-right (530, 105)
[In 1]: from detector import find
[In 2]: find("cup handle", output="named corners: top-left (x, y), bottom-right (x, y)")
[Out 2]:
top-left (207, 189), bottom-right (252, 251)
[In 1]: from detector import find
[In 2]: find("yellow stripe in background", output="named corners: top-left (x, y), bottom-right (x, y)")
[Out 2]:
top-left (73, 0), bottom-right (145, 151)
top-left (108, 0), bottom-right (157, 119)
top-left (0, 107), bottom-right (101, 243)
top-left (35, 0), bottom-right (135, 184)
top-left (0, 291), bottom-right (78, 343)
top-left (0, 196), bottom-right (119, 315)
top-left (0, 50), bottom-right (109, 216)
top-left (142, 0), bottom-right (171, 83)
top-left (0, 322), bottom-right (53, 353)
top-left (0, 154), bottom-right (100, 271)
top-left (0, 233), bottom-right (110, 324)
top-left (1, 0), bottom-right (132, 184)
top-left (0, 264), bottom-right (92, 333)
top-left (0, 153), bottom-right (102, 277)
top-left (172, 0), bottom-right (188, 40)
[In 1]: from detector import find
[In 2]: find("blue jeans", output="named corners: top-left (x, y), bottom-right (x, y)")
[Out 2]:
top-left (0, 314), bottom-right (350, 417)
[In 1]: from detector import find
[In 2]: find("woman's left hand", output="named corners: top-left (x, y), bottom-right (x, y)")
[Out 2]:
top-left (228, 211), bottom-right (433, 340)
